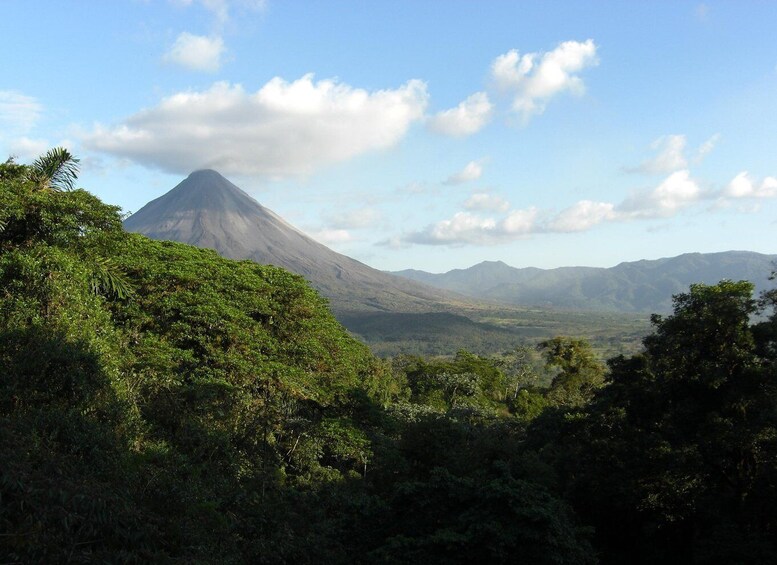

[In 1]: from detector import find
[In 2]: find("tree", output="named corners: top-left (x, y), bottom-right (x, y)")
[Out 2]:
top-left (753, 269), bottom-right (777, 361)
top-left (539, 337), bottom-right (606, 407)
top-left (371, 466), bottom-right (596, 564)
top-left (644, 280), bottom-right (757, 388)
top-left (552, 281), bottom-right (777, 563)
top-left (0, 150), bottom-right (397, 562)
top-left (0, 150), bottom-right (132, 299)
top-left (26, 147), bottom-right (80, 191)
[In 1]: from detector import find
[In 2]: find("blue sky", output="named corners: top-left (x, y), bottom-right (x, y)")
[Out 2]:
top-left (2, 0), bottom-right (776, 272)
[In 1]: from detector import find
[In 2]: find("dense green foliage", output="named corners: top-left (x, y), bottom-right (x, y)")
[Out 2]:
top-left (0, 157), bottom-right (591, 562)
top-left (340, 308), bottom-right (650, 359)
top-left (338, 311), bottom-right (530, 357)
top-left (527, 280), bottom-right (777, 563)
top-left (2, 152), bottom-right (776, 563)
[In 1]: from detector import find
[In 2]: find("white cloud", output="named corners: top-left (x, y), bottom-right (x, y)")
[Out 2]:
top-left (628, 134), bottom-right (687, 174)
top-left (619, 170), bottom-right (702, 217)
top-left (629, 133), bottom-right (721, 174)
top-left (0, 91), bottom-right (42, 132)
top-left (408, 212), bottom-right (498, 245)
top-left (311, 229), bottom-right (353, 244)
top-left (166, 0), bottom-right (266, 70)
top-left (724, 172), bottom-right (777, 199)
top-left (327, 207), bottom-right (383, 229)
top-left (427, 91), bottom-right (492, 137)
top-left (404, 171), bottom-right (710, 246)
top-left (8, 137), bottom-right (51, 160)
top-left (83, 75), bottom-right (428, 176)
top-left (464, 192), bottom-right (510, 212)
top-left (490, 39), bottom-right (598, 121)
top-left (445, 160), bottom-right (483, 185)
top-left (405, 207), bottom-right (538, 246)
top-left (164, 33), bottom-right (225, 72)
top-left (502, 208), bottom-right (537, 235)
top-left (695, 133), bottom-right (720, 162)
top-left (548, 200), bottom-right (616, 232)
top-left (400, 163), bottom-right (776, 247)
top-left (647, 170), bottom-right (703, 212)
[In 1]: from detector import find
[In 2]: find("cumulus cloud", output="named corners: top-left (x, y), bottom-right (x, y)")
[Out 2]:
top-left (164, 33), bottom-right (226, 72)
top-left (166, 0), bottom-right (266, 70)
top-left (403, 171), bottom-right (712, 246)
top-left (405, 201), bottom-right (616, 246)
top-left (490, 39), bottom-right (597, 121)
top-left (502, 208), bottom-right (537, 235)
top-left (628, 133), bottom-right (721, 174)
top-left (444, 160), bottom-right (483, 185)
top-left (407, 212), bottom-right (497, 245)
top-left (629, 135), bottom-right (688, 174)
top-left (724, 172), bottom-right (777, 199)
top-left (0, 91), bottom-right (42, 132)
top-left (406, 208), bottom-right (538, 246)
top-left (619, 170), bottom-right (702, 218)
top-left (427, 92), bottom-right (492, 137)
top-left (82, 75), bottom-right (428, 176)
top-left (399, 143), bottom-right (772, 247)
top-left (548, 200), bottom-right (616, 232)
top-left (464, 192), bottom-right (510, 212)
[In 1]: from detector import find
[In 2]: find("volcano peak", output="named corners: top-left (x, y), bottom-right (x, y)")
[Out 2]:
top-left (124, 170), bottom-right (451, 313)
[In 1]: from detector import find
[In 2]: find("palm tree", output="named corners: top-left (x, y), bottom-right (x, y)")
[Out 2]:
top-left (13, 147), bottom-right (133, 298)
top-left (27, 147), bottom-right (80, 191)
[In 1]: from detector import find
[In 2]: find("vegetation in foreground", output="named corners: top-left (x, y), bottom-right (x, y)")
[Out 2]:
top-left (2, 151), bottom-right (776, 563)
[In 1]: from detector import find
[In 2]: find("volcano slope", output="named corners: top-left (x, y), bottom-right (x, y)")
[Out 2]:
top-left (124, 169), bottom-right (460, 315)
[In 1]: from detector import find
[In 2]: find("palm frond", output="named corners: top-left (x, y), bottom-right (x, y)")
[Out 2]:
top-left (29, 147), bottom-right (80, 191)
top-left (90, 256), bottom-right (134, 299)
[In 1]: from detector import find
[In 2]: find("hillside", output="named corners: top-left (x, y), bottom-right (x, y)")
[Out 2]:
top-left (393, 251), bottom-right (777, 313)
top-left (0, 157), bottom-right (394, 561)
top-left (123, 169), bottom-right (659, 356)
top-left (124, 169), bottom-right (460, 315)
top-left (6, 152), bottom-right (777, 564)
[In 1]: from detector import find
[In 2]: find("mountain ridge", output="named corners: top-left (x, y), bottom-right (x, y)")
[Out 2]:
top-left (123, 169), bottom-right (774, 334)
top-left (392, 250), bottom-right (776, 313)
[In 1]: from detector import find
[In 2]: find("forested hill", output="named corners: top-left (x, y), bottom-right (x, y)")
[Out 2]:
top-left (3, 151), bottom-right (777, 563)
top-left (0, 152), bottom-right (399, 561)
top-left (393, 250), bottom-right (777, 312)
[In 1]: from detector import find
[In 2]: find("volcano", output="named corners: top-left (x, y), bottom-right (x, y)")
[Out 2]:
top-left (123, 169), bottom-right (456, 314)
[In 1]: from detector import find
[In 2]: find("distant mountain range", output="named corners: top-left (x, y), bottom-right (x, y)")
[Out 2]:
top-left (392, 251), bottom-right (777, 313)
top-left (123, 169), bottom-right (774, 355)
top-left (123, 169), bottom-right (460, 314)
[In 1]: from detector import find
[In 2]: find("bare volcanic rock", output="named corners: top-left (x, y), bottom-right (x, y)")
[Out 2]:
top-left (124, 170), bottom-right (454, 313)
